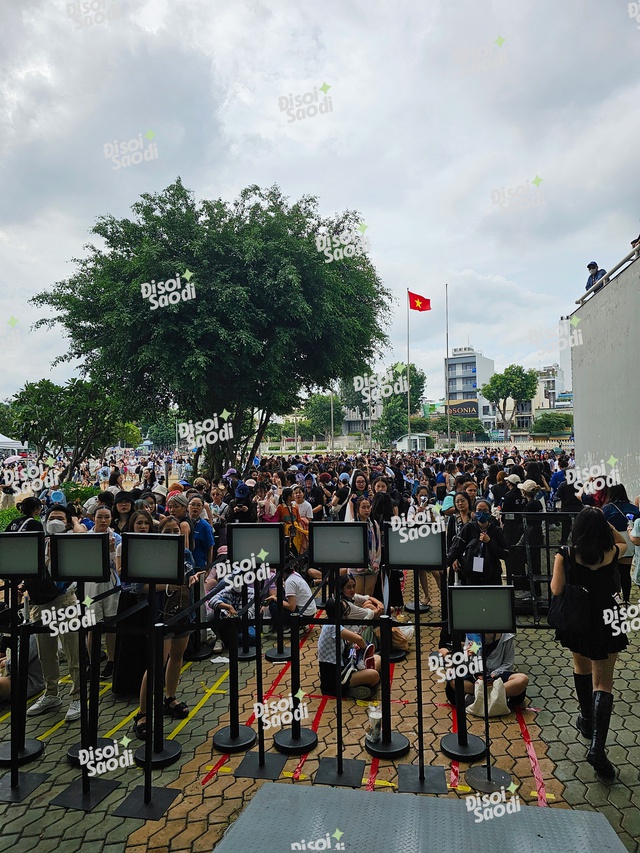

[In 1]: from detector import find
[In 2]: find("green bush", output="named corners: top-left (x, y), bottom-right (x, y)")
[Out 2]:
top-left (58, 482), bottom-right (100, 504)
top-left (0, 506), bottom-right (21, 532)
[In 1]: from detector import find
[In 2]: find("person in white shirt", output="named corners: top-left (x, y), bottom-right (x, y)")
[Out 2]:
top-left (265, 564), bottom-right (317, 625)
top-left (292, 486), bottom-right (313, 521)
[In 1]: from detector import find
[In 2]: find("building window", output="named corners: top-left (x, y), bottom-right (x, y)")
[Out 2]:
top-left (482, 406), bottom-right (490, 416)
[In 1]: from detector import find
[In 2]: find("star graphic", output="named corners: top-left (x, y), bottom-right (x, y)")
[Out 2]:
top-left (570, 316), bottom-right (581, 327)
top-left (357, 222), bottom-right (368, 234)
top-left (82, 596), bottom-right (94, 608)
top-left (469, 640), bottom-right (480, 654)
top-left (507, 781), bottom-right (519, 795)
top-left (332, 829), bottom-right (344, 842)
top-left (120, 734), bottom-right (132, 749)
top-left (294, 688), bottom-right (306, 701)
top-left (7, 316), bottom-right (18, 328)
top-left (182, 268), bottom-right (193, 282)
top-left (495, 35), bottom-right (506, 47)
top-left (145, 130), bottom-right (156, 140)
top-left (531, 175), bottom-right (543, 187)
top-left (319, 82), bottom-right (331, 95)
top-left (607, 455), bottom-right (618, 469)
top-left (394, 362), bottom-right (405, 374)
top-left (220, 408), bottom-right (231, 421)
top-left (257, 548), bottom-right (269, 562)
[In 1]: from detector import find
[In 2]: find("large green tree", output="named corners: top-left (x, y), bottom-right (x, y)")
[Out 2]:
top-left (480, 366), bottom-right (538, 441)
top-left (372, 362), bottom-right (426, 445)
top-left (11, 379), bottom-right (122, 477)
top-left (303, 393), bottom-right (345, 439)
top-left (32, 180), bottom-right (391, 476)
top-left (530, 412), bottom-right (573, 435)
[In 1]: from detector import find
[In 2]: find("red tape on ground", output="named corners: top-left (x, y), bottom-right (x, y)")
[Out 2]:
top-left (516, 707), bottom-right (548, 807)
top-left (292, 696), bottom-right (330, 781)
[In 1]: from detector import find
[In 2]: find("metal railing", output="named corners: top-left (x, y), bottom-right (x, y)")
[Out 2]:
top-left (575, 245), bottom-right (639, 306)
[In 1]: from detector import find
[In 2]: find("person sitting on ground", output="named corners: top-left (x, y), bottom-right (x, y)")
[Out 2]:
top-left (439, 631), bottom-right (528, 710)
top-left (317, 597), bottom-right (380, 700)
top-left (264, 561), bottom-right (317, 627)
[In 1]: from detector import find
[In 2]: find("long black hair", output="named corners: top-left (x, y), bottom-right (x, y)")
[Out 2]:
top-left (571, 507), bottom-right (615, 566)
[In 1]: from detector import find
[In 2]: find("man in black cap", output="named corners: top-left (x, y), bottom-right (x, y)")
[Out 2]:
top-left (585, 261), bottom-right (606, 293)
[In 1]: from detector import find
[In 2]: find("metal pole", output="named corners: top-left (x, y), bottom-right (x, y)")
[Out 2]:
top-left (446, 283), bottom-right (451, 450)
top-left (407, 289), bottom-right (411, 450)
top-left (330, 389), bottom-right (334, 453)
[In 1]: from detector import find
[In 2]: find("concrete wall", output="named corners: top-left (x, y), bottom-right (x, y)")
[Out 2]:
top-left (571, 258), bottom-right (640, 502)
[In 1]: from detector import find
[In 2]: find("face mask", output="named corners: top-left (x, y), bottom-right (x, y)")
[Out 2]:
top-left (475, 512), bottom-right (490, 524)
top-left (46, 519), bottom-right (67, 534)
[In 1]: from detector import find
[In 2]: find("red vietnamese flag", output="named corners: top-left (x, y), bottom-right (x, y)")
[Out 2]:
top-left (408, 290), bottom-right (431, 312)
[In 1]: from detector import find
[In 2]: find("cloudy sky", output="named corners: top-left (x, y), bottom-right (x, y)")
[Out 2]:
top-left (1, 0), bottom-right (638, 409)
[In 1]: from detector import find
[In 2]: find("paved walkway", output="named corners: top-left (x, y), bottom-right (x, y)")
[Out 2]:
top-left (0, 573), bottom-right (638, 853)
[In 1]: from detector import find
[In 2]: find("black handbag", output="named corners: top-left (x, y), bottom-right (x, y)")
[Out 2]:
top-left (547, 546), bottom-right (590, 634)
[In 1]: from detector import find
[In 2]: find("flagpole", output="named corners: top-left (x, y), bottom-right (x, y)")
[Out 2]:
top-left (446, 282), bottom-right (451, 451)
top-left (407, 288), bottom-right (411, 452)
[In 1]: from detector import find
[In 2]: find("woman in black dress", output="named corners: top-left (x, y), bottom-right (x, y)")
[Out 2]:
top-left (551, 507), bottom-right (628, 782)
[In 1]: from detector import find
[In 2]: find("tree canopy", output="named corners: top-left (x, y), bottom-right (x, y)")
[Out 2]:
top-left (372, 362), bottom-right (426, 445)
top-left (530, 412), bottom-right (573, 435)
top-left (303, 393), bottom-right (344, 439)
top-left (480, 365), bottom-right (538, 440)
top-left (32, 180), bottom-right (392, 475)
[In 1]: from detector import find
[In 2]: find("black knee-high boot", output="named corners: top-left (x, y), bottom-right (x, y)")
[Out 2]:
top-left (587, 690), bottom-right (616, 782)
top-left (573, 672), bottom-right (593, 739)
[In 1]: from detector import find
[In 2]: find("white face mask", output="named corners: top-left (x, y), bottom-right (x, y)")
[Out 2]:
top-left (46, 519), bottom-right (66, 535)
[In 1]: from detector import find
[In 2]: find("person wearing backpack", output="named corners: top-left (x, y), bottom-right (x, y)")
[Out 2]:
top-left (446, 499), bottom-right (509, 585)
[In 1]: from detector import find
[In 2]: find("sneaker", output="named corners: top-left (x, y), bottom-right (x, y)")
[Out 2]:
top-left (101, 661), bottom-right (114, 679)
top-left (65, 700), bottom-right (82, 722)
top-left (347, 685), bottom-right (374, 700)
top-left (26, 695), bottom-right (62, 717)
top-left (213, 639), bottom-right (224, 652)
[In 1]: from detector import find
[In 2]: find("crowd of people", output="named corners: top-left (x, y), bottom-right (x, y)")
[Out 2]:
top-left (1, 445), bottom-right (638, 783)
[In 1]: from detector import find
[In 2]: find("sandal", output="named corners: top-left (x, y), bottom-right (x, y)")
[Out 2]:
top-left (132, 713), bottom-right (148, 739)
top-left (164, 696), bottom-right (189, 719)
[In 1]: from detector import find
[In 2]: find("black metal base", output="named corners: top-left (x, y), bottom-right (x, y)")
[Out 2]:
top-left (440, 732), bottom-right (486, 761)
top-left (184, 644), bottom-right (214, 662)
top-left (134, 739), bottom-right (182, 768)
top-left (273, 727), bottom-right (318, 755)
top-left (466, 764), bottom-right (512, 793)
top-left (0, 738), bottom-right (45, 767)
top-left (388, 648), bottom-right (407, 663)
top-left (264, 647), bottom-right (292, 663)
top-left (50, 776), bottom-right (120, 811)
top-left (237, 646), bottom-right (257, 662)
top-left (405, 600), bottom-right (430, 613)
top-left (397, 764), bottom-right (449, 794)
top-left (234, 750), bottom-right (288, 780)
top-left (0, 770), bottom-right (49, 803)
top-left (67, 738), bottom-right (114, 767)
top-left (313, 757), bottom-right (365, 788)
top-left (113, 784), bottom-right (181, 820)
top-left (364, 731), bottom-right (410, 759)
top-left (212, 725), bottom-right (257, 753)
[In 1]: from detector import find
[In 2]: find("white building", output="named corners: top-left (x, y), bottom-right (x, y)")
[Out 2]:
top-left (444, 346), bottom-right (496, 431)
